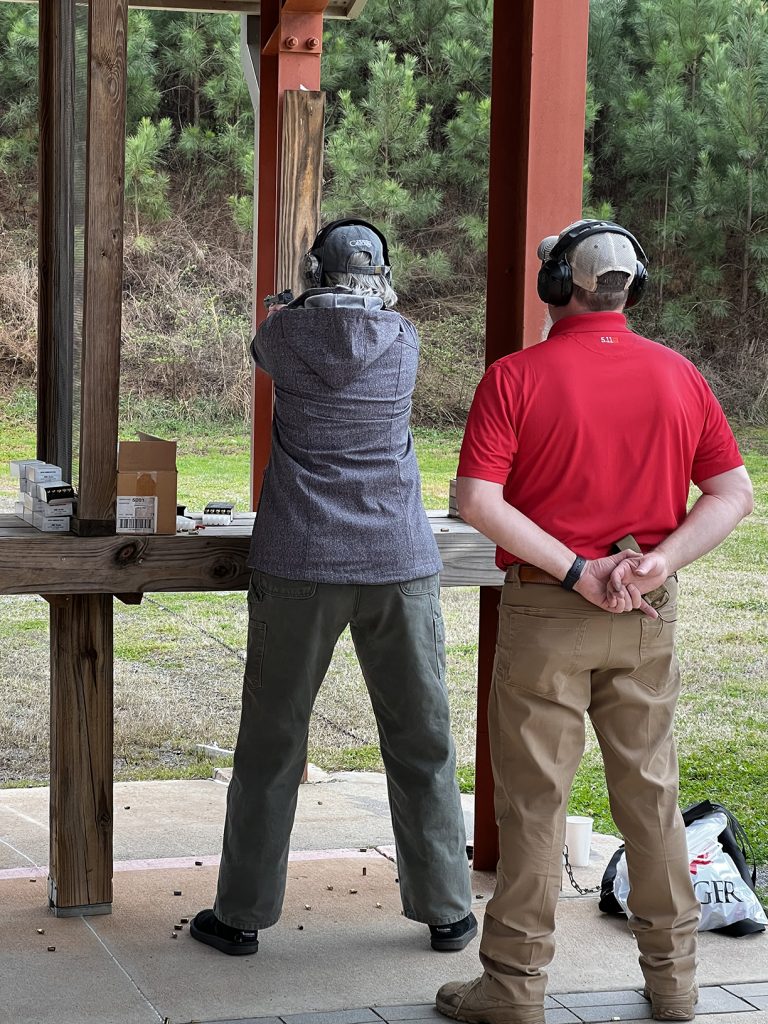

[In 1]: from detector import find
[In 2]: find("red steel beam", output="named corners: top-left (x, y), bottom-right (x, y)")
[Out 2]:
top-left (250, 0), bottom-right (326, 509)
top-left (473, 0), bottom-right (590, 871)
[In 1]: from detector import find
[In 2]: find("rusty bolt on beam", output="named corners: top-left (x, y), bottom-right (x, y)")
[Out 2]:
top-left (306, 37), bottom-right (320, 50)
top-left (285, 36), bottom-right (299, 49)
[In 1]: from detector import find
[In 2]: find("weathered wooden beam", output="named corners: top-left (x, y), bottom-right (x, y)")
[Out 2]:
top-left (37, 0), bottom-right (75, 480)
top-left (48, 594), bottom-right (113, 915)
top-left (75, 0), bottom-right (128, 527)
top-left (0, 515), bottom-right (503, 594)
top-left (278, 90), bottom-right (325, 299)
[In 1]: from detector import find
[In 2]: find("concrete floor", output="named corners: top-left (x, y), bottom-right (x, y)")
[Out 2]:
top-left (1, 772), bottom-right (766, 1024)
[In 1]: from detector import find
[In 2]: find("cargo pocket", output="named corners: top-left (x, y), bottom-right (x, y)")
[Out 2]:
top-left (244, 620), bottom-right (267, 692)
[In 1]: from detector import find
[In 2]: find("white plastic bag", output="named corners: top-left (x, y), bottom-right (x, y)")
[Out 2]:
top-left (613, 812), bottom-right (768, 931)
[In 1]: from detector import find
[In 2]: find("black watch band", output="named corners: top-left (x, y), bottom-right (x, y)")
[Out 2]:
top-left (561, 555), bottom-right (587, 591)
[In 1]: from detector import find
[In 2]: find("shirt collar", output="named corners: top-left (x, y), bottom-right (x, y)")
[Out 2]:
top-left (547, 312), bottom-right (628, 339)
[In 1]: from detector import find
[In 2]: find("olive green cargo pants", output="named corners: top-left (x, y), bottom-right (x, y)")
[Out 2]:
top-left (214, 570), bottom-right (472, 931)
top-left (478, 567), bottom-right (699, 1009)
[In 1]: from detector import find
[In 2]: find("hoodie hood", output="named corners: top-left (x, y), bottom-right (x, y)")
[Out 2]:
top-left (275, 290), bottom-right (405, 390)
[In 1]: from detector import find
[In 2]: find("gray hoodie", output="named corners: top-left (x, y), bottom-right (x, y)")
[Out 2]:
top-left (248, 290), bottom-right (442, 584)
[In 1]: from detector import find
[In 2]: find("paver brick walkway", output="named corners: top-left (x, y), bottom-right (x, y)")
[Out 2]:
top-left (196, 983), bottom-right (768, 1024)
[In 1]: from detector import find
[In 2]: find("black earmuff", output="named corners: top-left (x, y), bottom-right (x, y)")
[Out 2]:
top-left (537, 220), bottom-right (648, 308)
top-left (305, 218), bottom-right (392, 287)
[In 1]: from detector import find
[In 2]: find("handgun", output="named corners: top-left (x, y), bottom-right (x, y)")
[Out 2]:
top-left (263, 289), bottom-right (294, 310)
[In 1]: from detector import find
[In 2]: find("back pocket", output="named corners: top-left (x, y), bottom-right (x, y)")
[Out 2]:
top-left (496, 609), bottom-right (587, 698)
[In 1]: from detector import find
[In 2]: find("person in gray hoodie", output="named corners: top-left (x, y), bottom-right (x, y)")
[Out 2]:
top-left (192, 220), bottom-right (476, 957)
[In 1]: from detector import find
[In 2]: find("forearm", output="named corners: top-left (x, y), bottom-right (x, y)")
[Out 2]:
top-left (655, 491), bottom-right (751, 573)
top-left (459, 485), bottom-right (575, 579)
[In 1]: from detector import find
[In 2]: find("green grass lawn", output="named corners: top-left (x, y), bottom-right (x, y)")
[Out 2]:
top-left (1, 387), bottom-right (766, 866)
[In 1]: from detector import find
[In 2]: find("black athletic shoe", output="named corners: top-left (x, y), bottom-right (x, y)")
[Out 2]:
top-left (429, 911), bottom-right (478, 952)
top-left (190, 908), bottom-right (259, 956)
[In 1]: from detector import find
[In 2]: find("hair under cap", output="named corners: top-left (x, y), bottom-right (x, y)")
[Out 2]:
top-left (537, 219), bottom-right (637, 293)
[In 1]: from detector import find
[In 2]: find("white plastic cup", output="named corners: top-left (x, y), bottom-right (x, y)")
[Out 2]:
top-left (565, 815), bottom-right (593, 868)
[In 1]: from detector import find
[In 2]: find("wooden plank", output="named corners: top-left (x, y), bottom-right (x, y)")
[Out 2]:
top-left (48, 594), bottom-right (113, 914)
top-left (37, 0), bottom-right (75, 479)
top-left (0, 519), bottom-right (501, 594)
top-left (278, 90), bottom-right (325, 299)
top-left (76, 0), bottom-right (128, 523)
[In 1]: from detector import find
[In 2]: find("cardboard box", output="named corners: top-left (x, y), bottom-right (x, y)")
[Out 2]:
top-left (33, 513), bottom-right (70, 533)
top-left (27, 463), bottom-right (63, 484)
top-left (203, 501), bottom-right (235, 526)
top-left (10, 458), bottom-right (44, 479)
top-left (35, 482), bottom-right (76, 505)
top-left (22, 492), bottom-right (74, 516)
top-left (116, 433), bottom-right (177, 535)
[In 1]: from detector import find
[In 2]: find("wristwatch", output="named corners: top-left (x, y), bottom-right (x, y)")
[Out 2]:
top-left (561, 555), bottom-right (587, 591)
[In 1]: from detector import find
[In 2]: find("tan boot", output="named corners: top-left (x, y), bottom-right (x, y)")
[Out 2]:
top-left (642, 985), bottom-right (699, 1021)
top-left (436, 977), bottom-right (545, 1024)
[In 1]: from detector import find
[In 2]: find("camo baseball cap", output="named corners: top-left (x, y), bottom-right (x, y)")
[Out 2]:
top-left (537, 219), bottom-right (637, 292)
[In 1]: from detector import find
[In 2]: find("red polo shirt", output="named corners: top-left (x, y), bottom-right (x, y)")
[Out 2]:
top-left (458, 312), bottom-right (743, 567)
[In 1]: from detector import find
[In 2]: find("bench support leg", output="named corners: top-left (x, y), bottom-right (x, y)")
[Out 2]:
top-left (48, 594), bottom-right (113, 916)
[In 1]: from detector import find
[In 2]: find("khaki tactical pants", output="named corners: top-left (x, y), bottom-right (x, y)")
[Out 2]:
top-left (479, 567), bottom-right (699, 1008)
top-left (215, 570), bottom-right (472, 931)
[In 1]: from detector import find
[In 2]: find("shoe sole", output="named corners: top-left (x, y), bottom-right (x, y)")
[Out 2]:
top-left (431, 920), bottom-right (479, 952)
top-left (190, 919), bottom-right (259, 956)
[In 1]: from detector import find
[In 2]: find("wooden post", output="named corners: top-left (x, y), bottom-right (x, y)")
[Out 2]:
top-left (250, 0), bottom-right (327, 510)
top-left (473, 0), bottom-right (590, 871)
top-left (73, 0), bottom-right (128, 534)
top-left (278, 90), bottom-right (325, 298)
top-left (47, 0), bottom-right (127, 915)
top-left (37, 0), bottom-right (75, 480)
top-left (48, 595), bottom-right (113, 915)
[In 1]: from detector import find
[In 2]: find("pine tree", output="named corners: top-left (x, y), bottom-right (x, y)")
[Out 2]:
top-left (324, 42), bottom-right (447, 293)
top-left (125, 117), bottom-right (173, 236)
top-left (0, 6), bottom-right (38, 205)
top-left (696, 0), bottom-right (768, 320)
top-left (126, 11), bottom-right (161, 129)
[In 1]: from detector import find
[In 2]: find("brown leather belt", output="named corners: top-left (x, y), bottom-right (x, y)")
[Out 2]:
top-left (518, 566), bottom-right (561, 585)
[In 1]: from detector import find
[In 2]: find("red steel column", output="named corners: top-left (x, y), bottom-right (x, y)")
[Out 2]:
top-left (250, 0), bottom-right (326, 509)
top-left (473, 0), bottom-right (590, 871)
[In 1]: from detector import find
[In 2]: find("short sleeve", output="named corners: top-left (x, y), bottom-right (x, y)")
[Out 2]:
top-left (691, 377), bottom-right (743, 485)
top-left (457, 362), bottom-right (519, 484)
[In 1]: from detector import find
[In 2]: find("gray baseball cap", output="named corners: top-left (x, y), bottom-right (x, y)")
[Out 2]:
top-left (538, 219), bottom-right (637, 292)
top-left (314, 221), bottom-right (390, 276)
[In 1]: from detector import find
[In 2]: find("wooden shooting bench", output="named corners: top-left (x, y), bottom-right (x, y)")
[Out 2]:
top-left (0, 0), bottom-right (590, 915)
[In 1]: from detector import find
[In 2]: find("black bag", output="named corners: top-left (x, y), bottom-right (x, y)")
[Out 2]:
top-left (599, 800), bottom-right (765, 937)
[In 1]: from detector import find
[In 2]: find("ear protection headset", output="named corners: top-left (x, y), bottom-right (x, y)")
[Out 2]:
top-left (536, 220), bottom-right (649, 308)
top-left (304, 218), bottom-right (392, 287)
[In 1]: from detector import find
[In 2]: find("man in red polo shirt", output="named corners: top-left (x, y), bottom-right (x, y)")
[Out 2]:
top-left (436, 221), bottom-right (753, 1024)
